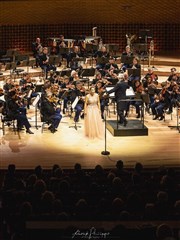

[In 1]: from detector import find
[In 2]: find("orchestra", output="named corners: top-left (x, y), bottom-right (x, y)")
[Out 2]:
top-left (0, 33), bottom-right (180, 136)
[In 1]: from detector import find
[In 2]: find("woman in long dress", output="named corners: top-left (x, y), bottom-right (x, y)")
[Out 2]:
top-left (84, 87), bottom-right (103, 139)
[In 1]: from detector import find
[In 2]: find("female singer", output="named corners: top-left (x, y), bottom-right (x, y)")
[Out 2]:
top-left (84, 87), bottom-right (103, 139)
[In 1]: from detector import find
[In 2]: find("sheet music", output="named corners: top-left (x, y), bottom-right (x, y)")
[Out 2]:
top-left (106, 86), bottom-right (115, 97)
top-left (71, 96), bottom-right (79, 109)
top-left (126, 87), bottom-right (135, 97)
top-left (0, 95), bottom-right (5, 101)
top-left (32, 94), bottom-right (41, 107)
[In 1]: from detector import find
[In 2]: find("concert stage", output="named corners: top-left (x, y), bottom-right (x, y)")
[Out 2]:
top-left (106, 119), bottom-right (148, 136)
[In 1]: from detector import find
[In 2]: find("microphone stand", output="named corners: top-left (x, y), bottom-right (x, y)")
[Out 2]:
top-left (101, 107), bottom-right (110, 155)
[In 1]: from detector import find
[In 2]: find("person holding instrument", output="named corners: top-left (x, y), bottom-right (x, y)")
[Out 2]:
top-left (84, 86), bottom-right (103, 139)
top-left (40, 92), bottom-right (62, 133)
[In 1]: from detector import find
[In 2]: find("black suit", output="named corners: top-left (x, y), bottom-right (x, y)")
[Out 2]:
top-left (107, 80), bottom-right (129, 124)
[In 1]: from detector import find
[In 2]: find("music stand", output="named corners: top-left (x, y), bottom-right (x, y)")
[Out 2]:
top-left (69, 97), bottom-right (81, 130)
top-left (79, 78), bottom-right (90, 89)
top-left (80, 68), bottom-right (95, 77)
top-left (49, 55), bottom-right (61, 66)
top-left (133, 43), bottom-right (148, 56)
top-left (60, 69), bottom-right (71, 77)
top-left (32, 94), bottom-right (41, 129)
top-left (27, 59), bottom-right (36, 72)
top-left (107, 44), bottom-right (119, 56)
top-left (127, 68), bottom-right (141, 78)
top-left (121, 55), bottom-right (134, 65)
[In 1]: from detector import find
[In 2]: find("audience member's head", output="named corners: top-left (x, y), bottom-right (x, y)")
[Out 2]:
top-left (156, 224), bottom-right (174, 240)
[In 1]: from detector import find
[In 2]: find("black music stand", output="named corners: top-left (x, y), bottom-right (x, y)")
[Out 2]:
top-left (60, 69), bottom-right (71, 77)
top-left (49, 55), bottom-right (61, 66)
top-left (127, 68), bottom-right (141, 78)
top-left (101, 108), bottom-right (110, 156)
top-left (86, 44), bottom-right (98, 67)
top-left (79, 78), bottom-right (90, 89)
top-left (108, 44), bottom-right (119, 56)
top-left (80, 68), bottom-right (95, 77)
top-left (121, 55), bottom-right (134, 65)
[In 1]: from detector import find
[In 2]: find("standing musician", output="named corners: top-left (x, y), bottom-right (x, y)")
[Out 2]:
top-left (7, 92), bottom-right (34, 134)
top-left (70, 81), bottom-right (86, 122)
top-left (40, 90), bottom-right (62, 133)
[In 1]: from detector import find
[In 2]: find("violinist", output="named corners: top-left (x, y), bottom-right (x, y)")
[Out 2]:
top-left (132, 80), bottom-right (144, 118)
top-left (167, 68), bottom-right (180, 83)
top-left (151, 81), bottom-right (171, 121)
top-left (143, 67), bottom-right (158, 83)
top-left (7, 92), bottom-right (34, 134)
top-left (40, 92), bottom-right (62, 133)
top-left (166, 81), bottom-right (180, 114)
top-left (104, 56), bottom-right (119, 72)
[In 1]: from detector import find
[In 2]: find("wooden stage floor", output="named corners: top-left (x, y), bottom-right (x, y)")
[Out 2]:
top-left (0, 52), bottom-right (180, 169)
top-left (0, 109), bottom-right (179, 170)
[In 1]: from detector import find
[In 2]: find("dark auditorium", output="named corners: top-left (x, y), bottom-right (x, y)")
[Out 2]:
top-left (0, 1), bottom-right (180, 239)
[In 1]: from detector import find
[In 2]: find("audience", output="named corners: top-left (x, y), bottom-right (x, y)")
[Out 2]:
top-left (0, 162), bottom-right (180, 240)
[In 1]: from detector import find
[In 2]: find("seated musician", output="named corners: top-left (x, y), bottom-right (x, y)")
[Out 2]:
top-left (69, 70), bottom-right (80, 84)
top-left (121, 45), bottom-right (133, 72)
top-left (151, 82), bottom-right (171, 121)
top-left (58, 35), bottom-right (68, 62)
top-left (38, 47), bottom-right (56, 79)
top-left (32, 37), bottom-right (43, 67)
top-left (126, 80), bottom-right (144, 118)
top-left (166, 80), bottom-right (180, 114)
top-left (128, 57), bottom-right (141, 86)
top-left (67, 46), bottom-right (82, 70)
top-left (167, 68), bottom-right (180, 83)
top-left (94, 46), bottom-right (110, 73)
top-left (104, 56), bottom-right (119, 72)
top-left (40, 91), bottom-right (62, 133)
top-left (21, 75), bottom-right (38, 109)
top-left (7, 92), bottom-right (34, 134)
top-left (70, 81), bottom-right (85, 122)
top-left (143, 67), bottom-right (158, 83)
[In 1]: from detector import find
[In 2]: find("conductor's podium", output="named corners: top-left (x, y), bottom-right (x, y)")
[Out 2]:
top-left (106, 99), bottom-right (148, 137)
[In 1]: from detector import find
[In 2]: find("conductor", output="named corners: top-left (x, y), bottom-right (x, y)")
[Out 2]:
top-left (106, 76), bottom-right (129, 126)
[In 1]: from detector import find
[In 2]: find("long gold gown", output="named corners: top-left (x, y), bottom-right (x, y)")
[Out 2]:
top-left (84, 93), bottom-right (103, 139)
